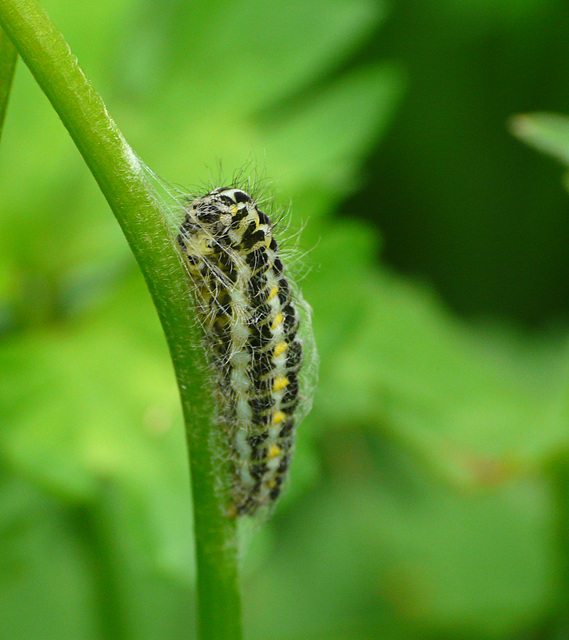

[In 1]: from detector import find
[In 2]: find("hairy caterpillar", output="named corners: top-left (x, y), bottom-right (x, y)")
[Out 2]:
top-left (177, 187), bottom-right (315, 516)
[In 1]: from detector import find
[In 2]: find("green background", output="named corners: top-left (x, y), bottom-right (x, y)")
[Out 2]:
top-left (3, 0), bottom-right (569, 638)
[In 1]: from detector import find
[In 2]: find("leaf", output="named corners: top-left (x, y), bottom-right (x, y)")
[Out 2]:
top-left (511, 113), bottom-right (569, 166)
top-left (309, 233), bottom-right (569, 483)
top-left (0, 276), bottom-right (196, 579)
top-left (245, 458), bottom-right (554, 639)
top-left (263, 62), bottom-right (404, 194)
top-left (119, 0), bottom-right (388, 113)
top-left (0, 476), bottom-right (100, 640)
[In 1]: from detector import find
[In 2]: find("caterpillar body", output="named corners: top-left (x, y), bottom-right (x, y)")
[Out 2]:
top-left (177, 187), bottom-right (311, 516)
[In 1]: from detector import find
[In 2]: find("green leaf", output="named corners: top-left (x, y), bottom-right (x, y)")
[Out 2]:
top-left (297, 208), bottom-right (569, 486)
top-left (119, 0), bottom-right (388, 114)
top-left (0, 276), bottom-right (194, 569)
top-left (245, 458), bottom-right (554, 639)
top-left (0, 476), bottom-right (100, 640)
top-left (312, 255), bottom-right (569, 483)
top-left (511, 113), bottom-right (569, 166)
top-left (264, 63), bottom-right (404, 194)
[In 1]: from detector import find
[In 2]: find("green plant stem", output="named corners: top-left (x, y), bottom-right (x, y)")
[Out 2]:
top-left (0, 26), bottom-right (17, 143)
top-left (0, 1), bottom-right (242, 638)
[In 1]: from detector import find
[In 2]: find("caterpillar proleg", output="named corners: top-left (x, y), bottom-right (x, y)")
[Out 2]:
top-left (177, 187), bottom-right (316, 516)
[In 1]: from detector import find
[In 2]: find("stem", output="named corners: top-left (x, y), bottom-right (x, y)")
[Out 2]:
top-left (0, 1), bottom-right (242, 638)
top-left (0, 25), bottom-right (17, 143)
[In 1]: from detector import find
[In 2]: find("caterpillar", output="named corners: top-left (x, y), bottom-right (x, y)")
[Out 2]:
top-left (177, 186), bottom-right (314, 516)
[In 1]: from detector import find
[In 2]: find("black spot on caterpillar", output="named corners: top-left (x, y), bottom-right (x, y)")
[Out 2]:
top-left (177, 186), bottom-right (316, 516)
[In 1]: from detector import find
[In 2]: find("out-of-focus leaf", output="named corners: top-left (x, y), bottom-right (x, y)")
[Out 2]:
top-left (0, 276), bottom-right (196, 580)
top-left (511, 113), bottom-right (569, 166)
top-left (0, 476), bottom-right (100, 640)
top-left (245, 450), bottom-right (555, 639)
top-left (264, 63), bottom-right (404, 195)
top-left (302, 219), bottom-right (379, 364)
top-left (303, 213), bottom-right (569, 484)
top-left (89, 482), bottom-right (197, 640)
top-left (119, 0), bottom-right (388, 113)
top-left (0, 468), bottom-right (198, 640)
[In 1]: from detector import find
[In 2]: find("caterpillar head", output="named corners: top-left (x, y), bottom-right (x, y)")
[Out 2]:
top-left (188, 188), bottom-right (254, 229)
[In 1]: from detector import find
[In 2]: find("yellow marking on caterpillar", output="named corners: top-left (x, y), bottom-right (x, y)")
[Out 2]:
top-left (273, 341), bottom-right (287, 358)
top-left (271, 313), bottom-right (284, 330)
top-left (272, 410), bottom-right (286, 424)
top-left (230, 204), bottom-right (238, 214)
top-left (273, 376), bottom-right (289, 391)
top-left (268, 444), bottom-right (281, 458)
top-left (267, 286), bottom-right (278, 302)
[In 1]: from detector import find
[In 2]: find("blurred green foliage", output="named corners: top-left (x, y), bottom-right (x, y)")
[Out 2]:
top-left (3, 0), bottom-right (569, 639)
top-left (350, 0), bottom-right (569, 324)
